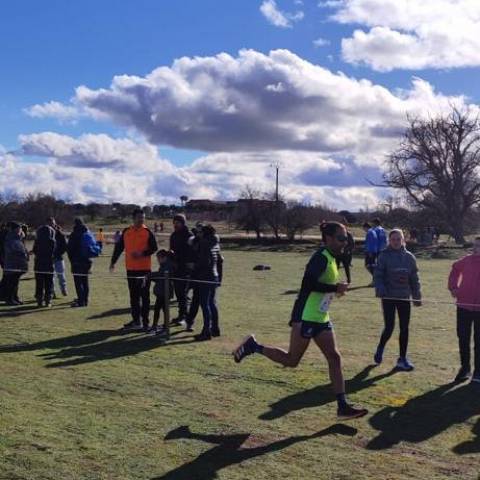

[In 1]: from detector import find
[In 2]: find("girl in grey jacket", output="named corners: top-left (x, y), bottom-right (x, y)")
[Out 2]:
top-left (373, 229), bottom-right (421, 371)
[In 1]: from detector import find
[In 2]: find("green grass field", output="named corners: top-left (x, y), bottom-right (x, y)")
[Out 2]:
top-left (0, 245), bottom-right (479, 480)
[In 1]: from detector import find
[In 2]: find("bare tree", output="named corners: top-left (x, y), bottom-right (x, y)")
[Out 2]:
top-left (262, 191), bottom-right (286, 240)
top-left (282, 202), bottom-right (315, 241)
top-left (383, 108), bottom-right (480, 243)
top-left (180, 195), bottom-right (188, 207)
top-left (235, 186), bottom-right (266, 240)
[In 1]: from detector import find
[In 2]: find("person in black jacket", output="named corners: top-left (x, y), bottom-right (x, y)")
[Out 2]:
top-left (0, 222), bottom-right (9, 300)
top-left (32, 223), bottom-right (56, 307)
top-left (185, 223), bottom-right (203, 332)
top-left (194, 225), bottom-right (223, 342)
top-left (3, 222), bottom-right (29, 305)
top-left (336, 229), bottom-right (355, 284)
top-left (169, 214), bottom-right (194, 324)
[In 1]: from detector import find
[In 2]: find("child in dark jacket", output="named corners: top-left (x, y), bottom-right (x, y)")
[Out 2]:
top-left (148, 250), bottom-right (175, 337)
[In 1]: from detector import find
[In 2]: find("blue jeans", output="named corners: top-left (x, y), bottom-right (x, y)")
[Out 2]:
top-left (199, 277), bottom-right (219, 334)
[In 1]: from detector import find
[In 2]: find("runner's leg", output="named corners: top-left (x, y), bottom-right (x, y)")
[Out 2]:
top-left (260, 322), bottom-right (310, 367)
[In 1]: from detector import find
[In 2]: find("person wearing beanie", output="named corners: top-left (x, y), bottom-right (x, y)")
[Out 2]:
top-left (110, 208), bottom-right (158, 330)
top-left (169, 214), bottom-right (194, 325)
top-left (32, 222), bottom-right (56, 307)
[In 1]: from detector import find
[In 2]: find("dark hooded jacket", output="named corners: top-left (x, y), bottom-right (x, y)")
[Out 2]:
top-left (33, 225), bottom-right (56, 271)
top-left (4, 231), bottom-right (29, 273)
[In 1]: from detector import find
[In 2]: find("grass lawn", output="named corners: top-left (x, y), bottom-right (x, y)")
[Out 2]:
top-left (0, 245), bottom-right (479, 479)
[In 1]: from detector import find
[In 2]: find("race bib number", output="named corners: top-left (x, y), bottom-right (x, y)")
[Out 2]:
top-left (319, 293), bottom-right (334, 313)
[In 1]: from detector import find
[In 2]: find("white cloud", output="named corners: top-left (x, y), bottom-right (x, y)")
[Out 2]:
top-left (260, 0), bottom-right (304, 28)
top-left (313, 37), bottom-right (330, 47)
top-left (323, 0), bottom-right (480, 71)
top-left (2, 136), bottom-right (385, 209)
top-left (24, 101), bottom-right (80, 122)
top-left (54, 49), bottom-right (470, 169)
top-left (16, 49), bottom-right (479, 208)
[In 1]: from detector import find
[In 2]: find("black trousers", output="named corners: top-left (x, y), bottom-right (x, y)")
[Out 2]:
top-left (35, 273), bottom-right (54, 302)
top-left (173, 269), bottom-right (190, 319)
top-left (457, 308), bottom-right (480, 375)
top-left (3, 272), bottom-right (22, 302)
top-left (72, 262), bottom-right (91, 306)
top-left (378, 299), bottom-right (411, 358)
top-left (186, 284), bottom-right (200, 326)
top-left (127, 270), bottom-right (151, 325)
top-left (153, 296), bottom-right (166, 327)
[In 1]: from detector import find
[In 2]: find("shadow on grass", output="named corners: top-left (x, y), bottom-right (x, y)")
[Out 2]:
top-left (0, 329), bottom-right (123, 353)
top-left (153, 423), bottom-right (357, 480)
top-left (0, 303), bottom-right (72, 317)
top-left (40, 333), bottom-right (196, 368)
top-left (259, 365), bottom-right (396, 420)
top-left (87, 308), bottom-right (131, 320)
top-left (367, 382), bottom-right (480, 453)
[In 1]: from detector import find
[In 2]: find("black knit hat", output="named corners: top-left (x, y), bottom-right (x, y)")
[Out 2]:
top-left (173, 214), bottom-right (186, 225)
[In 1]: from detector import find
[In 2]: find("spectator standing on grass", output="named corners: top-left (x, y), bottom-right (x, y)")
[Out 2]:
top-left (113, 230), bottom-right (121, 244)
top-left (336, 229), bottom-right (355, 284)
top-left (363, 222), bottom-right (378, 286)
top-left (110, 209), bottom-right (158, 330)
top-left (169, 214), bottom-right (194, 325)
top-left (194, 225), bottom-right (223, 341)
top-left (185, 223), bottom-right (203, 332)
top-left (48, 218), bottom-right (68, 298)
top-left (0, 222), bottom-right (9, 299)
top-left (147, 249), bottom-right (175, 337)
top-left (2, 222), bottom-right (29, 305)
top-left (373, 218), bottom-right (387, 253)
top-left (96, 228), bottom-right (105, 251)
top-left (67, 218), bottom-right (101, 308)
top-left (373, 229), bottom-right (421, 371)
top-left (32, 222), bottom-right (56, 308)
top-left (448, 237), bottom-right (480, 384)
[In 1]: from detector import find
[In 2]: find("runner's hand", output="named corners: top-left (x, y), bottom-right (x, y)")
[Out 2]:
top-left (450, 289), bottom-right (458, 298)
top-left (413, 300), bottom-right (422, 307)
top-left (109, 264), bottom-right (115, 273)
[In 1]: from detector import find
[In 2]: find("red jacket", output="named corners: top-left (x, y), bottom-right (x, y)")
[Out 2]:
top-left (448, 254), bottom-right (480, 311)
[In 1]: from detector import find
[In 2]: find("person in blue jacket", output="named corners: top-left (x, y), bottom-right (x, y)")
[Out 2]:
top-left (67, 218), bottom-right (101, 307)
top-left (363, 222), bottom-right (378, 286)
top-left (373, 218), bottom-right (387, 253)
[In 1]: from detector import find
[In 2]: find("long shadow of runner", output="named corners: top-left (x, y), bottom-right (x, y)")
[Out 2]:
top-left (453, 417), bottom-right (480, 454)
top-left (40, 334), bottom-right (196, 368)
top-left (153, 423), bottom-right (357, 480)
top-left (260, 365), bottom-right (396, 420)
top-left (367, 382), bottom-right (480, 452)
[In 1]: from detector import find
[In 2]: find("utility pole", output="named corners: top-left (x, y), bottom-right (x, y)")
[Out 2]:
top-left (271, 161), bottom-right (280, 203)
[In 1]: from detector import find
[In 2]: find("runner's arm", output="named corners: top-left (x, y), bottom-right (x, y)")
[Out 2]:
top-left (303, 253), bottom-right (338, 293)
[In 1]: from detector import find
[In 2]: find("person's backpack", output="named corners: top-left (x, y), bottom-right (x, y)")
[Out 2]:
top-left (81, 231), bottom-right (101, 259)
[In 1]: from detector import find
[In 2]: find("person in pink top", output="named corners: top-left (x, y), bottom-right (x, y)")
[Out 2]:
top-left (448, 237), bottom-right (480, 384)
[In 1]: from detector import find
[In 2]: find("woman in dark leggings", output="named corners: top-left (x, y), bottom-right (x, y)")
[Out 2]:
top-left (374, 229), bottom-right (421, 371)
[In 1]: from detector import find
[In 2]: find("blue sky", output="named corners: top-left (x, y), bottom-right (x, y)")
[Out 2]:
top-left (1, 0), bottom-right (480, 207)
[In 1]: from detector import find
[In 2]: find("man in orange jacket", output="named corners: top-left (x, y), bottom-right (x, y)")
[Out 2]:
top-left (110, 208), bottom-right (158, 330)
